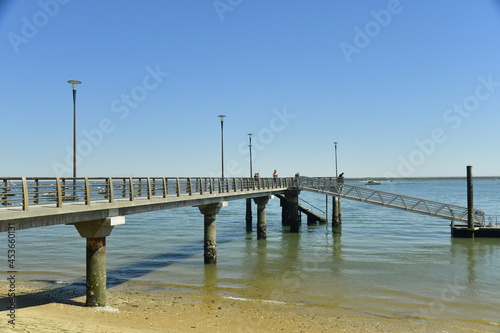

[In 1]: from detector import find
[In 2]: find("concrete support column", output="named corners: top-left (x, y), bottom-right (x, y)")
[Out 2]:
top-left (253, 196), bottom-right (270, 240)
top-left (71, 216), bottom-right (125, 307)
top-left (86, 237), bottom-right (106, 306)
top-left (280, 196), bottom-right (290, 226)
top-left (198, 202), bottom-right (227, 264)
top-left (332, 196), bottom-right (342, 227)
top-left (245, 198), bottom-right (252, 232)
top-left (286, 190), bottom-right (300, 233)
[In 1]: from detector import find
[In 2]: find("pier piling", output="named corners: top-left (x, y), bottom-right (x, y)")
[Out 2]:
top-left (198, 202), bottom-right (227, 264)
top-left (86, 237), bottom-right (107, 307)
top-left (72, 216), bottom-right (125, 307)
top-left (286, 190), bottom-right (300, 233)
top-left (332, 197), bottom-right (342, 227)
top-left (253, 196), bottom-right (270, 239)
top-left (245, 198), bottom-right (252, 232)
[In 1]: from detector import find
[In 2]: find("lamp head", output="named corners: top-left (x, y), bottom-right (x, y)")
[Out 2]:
top-left (67, 80), bottom-right (82, 90)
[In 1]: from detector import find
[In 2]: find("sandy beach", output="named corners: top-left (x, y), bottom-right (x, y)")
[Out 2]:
top-left (0, 280), bottom-right (491, 333)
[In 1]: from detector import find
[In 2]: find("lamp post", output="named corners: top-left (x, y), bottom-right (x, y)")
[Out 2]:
top-left (333, 141), bottom-right (341, 227)
top-left (68, 80), bottom-right (81, 200)
top-left (248, 133), bottom-right (253, 177)
top-left (68, 80), bottom-right (82, 179)
top-left (218, 115), bottom-right (226, 178)
top-left (246, 133), bottom-right (253, 231)
top-left (334, 141), bottom-right (338, 178)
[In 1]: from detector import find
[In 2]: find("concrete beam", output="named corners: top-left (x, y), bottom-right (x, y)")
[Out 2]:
top-left (0, 189), bottom-right (288, 232)
top-left (71, 216), bottom-right (125, 238)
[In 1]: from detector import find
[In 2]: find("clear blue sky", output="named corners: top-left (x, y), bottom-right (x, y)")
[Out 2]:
top-left (1, 0), bottom-right (500, 178)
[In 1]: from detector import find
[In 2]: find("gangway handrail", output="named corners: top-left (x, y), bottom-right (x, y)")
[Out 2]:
top-left (299, 197), bottom-right (325, 215)
top-left (298, 176), bottom-right (485, 225)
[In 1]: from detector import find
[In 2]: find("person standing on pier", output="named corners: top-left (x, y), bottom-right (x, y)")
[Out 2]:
top-left (273, 169), bottom-right (278, 184)
top-left (254, 173), bottom-right (260, 189)
top-left (337, 172), bottom-right (344, 184)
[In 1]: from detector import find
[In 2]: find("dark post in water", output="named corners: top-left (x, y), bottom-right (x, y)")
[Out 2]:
top-left (286, 190), bottom-right (300, 233)
top-left (467, 165), bottom-right (474, 230)
top-left (253, 196), bottom-right (270, 239)
top-left (245, 198), bottom-right (252, 232)
top-left (332, 197), bottom-right (342, 227)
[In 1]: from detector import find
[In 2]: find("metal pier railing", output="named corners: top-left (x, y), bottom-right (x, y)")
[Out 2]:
top-left (299, 176), bottom-right (485, 225)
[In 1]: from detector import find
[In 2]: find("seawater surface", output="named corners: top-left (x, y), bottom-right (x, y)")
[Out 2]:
top-left (6, 179), bottom-right (500, 330)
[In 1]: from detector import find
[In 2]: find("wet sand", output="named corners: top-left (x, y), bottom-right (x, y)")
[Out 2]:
top-left (0, 281), bottom-right (491, 332)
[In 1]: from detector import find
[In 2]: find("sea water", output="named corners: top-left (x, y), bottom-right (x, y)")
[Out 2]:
top-left (5, 179), bottom-right (500, 330)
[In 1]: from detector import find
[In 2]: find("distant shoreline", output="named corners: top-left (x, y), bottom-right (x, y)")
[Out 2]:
top-left (317, 176), bottom-right (499, 181)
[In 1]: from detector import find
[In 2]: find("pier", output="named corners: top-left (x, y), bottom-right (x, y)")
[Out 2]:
top-left (0, 175), bottom-right (493, 307)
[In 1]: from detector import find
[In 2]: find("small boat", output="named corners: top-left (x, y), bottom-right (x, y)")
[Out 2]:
top-left (366, 180), bottom-right (381, 185)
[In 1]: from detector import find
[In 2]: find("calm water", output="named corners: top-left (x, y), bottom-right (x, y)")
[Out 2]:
top-left (6, 179), bottom-right (500, 330)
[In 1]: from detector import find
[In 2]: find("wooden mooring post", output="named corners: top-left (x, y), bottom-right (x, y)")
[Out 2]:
top-left (332, 197), bottom-right (342, 227)
top-left (450, 166), bottom-right (500, 237)
top-left (453, 165), bottom-right (478, 237)
top-left (467, 165), bottom-right (474, 230)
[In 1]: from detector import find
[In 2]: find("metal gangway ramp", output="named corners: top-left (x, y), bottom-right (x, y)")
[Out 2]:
top-left (299, 176), bottom-right (485, 225)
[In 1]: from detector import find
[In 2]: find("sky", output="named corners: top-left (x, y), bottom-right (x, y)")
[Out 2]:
top-left (1, 0), bottom-right (500, 178)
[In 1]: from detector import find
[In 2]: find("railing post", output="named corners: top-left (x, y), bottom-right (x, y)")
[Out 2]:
top-left (138, 178), bottom-right (142, 197)
top-left (129, 177), bottom-right (134, 201)
top-left (1, 179), bottom-right (7, 206)
top-left (108, 178), bottom-right (114, 203)
top-left (61, 178), bottom-right (66, 199)
top-left (21, 177), bottom-right (29, 211)
top-left (122, 179), bottom-right (127, 198)
top-left (147, 177), bottom-right (152, 199)
top-left (188, 178), bottom-right (193, 195)
top-left (163, 178), bottom-right (168, 198)
top-left (176, 178), bottom-right (181, 197)
top-left (151, 178), bottom-right (156, 196)
top-left (34, 179), bottom-right (39, 204)
top-left (210, 178), bottom-right (214, 194)
top-left (56, 178), bottom-right (63, 208)
top-left (85, 177), bottom-right (91, 205)
top-left (199, 178), bottom-right (203, 195)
